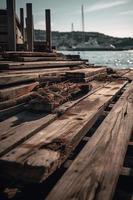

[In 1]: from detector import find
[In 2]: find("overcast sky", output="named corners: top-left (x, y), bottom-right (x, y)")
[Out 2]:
top-left (0, 0), bottom-right (133, 37)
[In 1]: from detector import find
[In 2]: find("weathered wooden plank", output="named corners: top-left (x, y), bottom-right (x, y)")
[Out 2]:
top-left (20, 8), bottom-right (24, 38)
top-left (0, 25), bottom-right (8, 33)
top-left (0, 74), bottom-right (37, 86)
top-left (66, 68), bottom-right (106, 78)
top-left (46, 82), bottom-right (133, 200)
top-left (26, 3), bottom-right (33, 51)
top-left (5, 57), bottom-right (66, 62)
top-left (0, 92), bottom-right (36, 110)
top-left (1, 51), bottom-right (58, 58)
top-left (0, 81), bottom-right (127, 183)
top-left (0, 14), bottom-right (7, 25)
top-left (123, 70), bottom-right (133, 81)
top-left (0, 103), bottom-right (25, 121)
top-left (0, 81), bottom-right (104, 155)
top-left (0, 82), bottom-right (38, 101)
top-left (45, 9), bottom-right (52, 52)
top-left (0, 61), bottom-right (85, 70)
top-left (0, 34), bottom-right (8, 43)
top-left (0, 67), bottom-right (69, 74)
top-left (0, 112), bottom-right (57, 156)
top-left (7, 0), bottom-right (16, 51)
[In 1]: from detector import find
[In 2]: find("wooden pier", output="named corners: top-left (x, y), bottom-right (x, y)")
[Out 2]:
top-left (0, 0), bottom-right (133, 199)
top-left (0, 50), bottom-right (133, 200)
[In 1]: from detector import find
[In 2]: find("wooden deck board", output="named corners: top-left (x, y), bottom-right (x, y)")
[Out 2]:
top-left (0, 67), bottom-right (106, 86)
top-left (0, 80), bottom-right (104, 155)
top-left (46, 82), bottom-right (133, 200)
top-left (0, 80), bottom-right (127, 183)
top-left (0, 82), bottom-right (38, 101)
top-left (123, 70), bottom-right (133, 80)
top-left (0, 61), bottom-right (85, 70)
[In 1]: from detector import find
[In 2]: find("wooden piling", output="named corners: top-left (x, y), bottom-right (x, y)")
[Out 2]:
top-left (26, 3), bottom-right (34, 51)
top-left (20, 8), bottom-right (24, 40)
top-left (6, 0), bottom-right (16, 51)
top-left (45, 9), bottom-right (52, 52)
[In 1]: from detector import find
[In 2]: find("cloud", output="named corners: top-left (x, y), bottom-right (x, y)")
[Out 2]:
top-left (118, 10), bottom-right (133, 15)
top-left (85, 0), bottom-right (129, 13)
top-left (35, 21), bottom-right (54, 30)
top-left (35, 21), bottom-right (45, 30)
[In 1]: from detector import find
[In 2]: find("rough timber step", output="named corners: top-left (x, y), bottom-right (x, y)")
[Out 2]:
top-left (0, 67), bottom-right (70, 74)
top-left (1, 51), bottom-right (59, 58)
top-left (0, 61), bottom-right (85, 70)
top-left (3, 57), bottom-right (66, 62)
top-left (0, 67), bottom-right (106, 86)
top-left (46, 82), bottom-right (133, 200)
top-left (0, 81), bottom-right (127, 183)
top-left (66, 68), bottom-right (106, 78)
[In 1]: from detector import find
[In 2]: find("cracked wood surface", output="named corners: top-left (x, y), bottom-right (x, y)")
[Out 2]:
top-left (0, 81), bottom-right (104, 156)
top-left (46, 82), bottom-right (133, 200)
top-left (0, 81), bottom-right (127, 183)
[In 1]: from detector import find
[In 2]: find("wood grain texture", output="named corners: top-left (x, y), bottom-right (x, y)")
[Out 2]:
top-left (1, 51), bottom-right (58, 57)
top-left (0, 82), bottom-right (38, 101)
top-left (0, 81), bottom-right (103, 156)
top-left (0, 81), bottom-right (127, 183)
top-left (46, 82), bottom-right (133, 200)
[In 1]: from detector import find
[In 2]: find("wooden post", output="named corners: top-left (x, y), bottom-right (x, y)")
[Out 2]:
top-left (20, 8), bottom-right (24, 40)
top-left (45, 9), bottom-right (52, 52)
top-left (6, 0), bottom-right (16, 51)
top-left (26, 3), bottom-right (33, 52)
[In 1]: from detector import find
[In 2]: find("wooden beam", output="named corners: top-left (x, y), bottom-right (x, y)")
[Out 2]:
top-left (45, 9), bottom-right (52, 52)
top-left (0, 81), bottom-right (127, 183)
top-left (26, 3), bottom-right (33, 51)
top-left (20, 8), bottom-right (24, 39)
top-left (0, 60), bottom-right (85, 70)
top-left (46, 82), bottom-right (133, 200)
top-left (0, 82), bottom-right (104, 156)
top-left (0, 82), bottom-right (38, 101)
top-left (6, 0), bottom-right (16, 51)
top-left (1, 51), bottom-right (58, 57)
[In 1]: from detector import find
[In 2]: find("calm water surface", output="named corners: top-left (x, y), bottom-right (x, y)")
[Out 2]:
top-left (60, 50), bottom-right (133, 69)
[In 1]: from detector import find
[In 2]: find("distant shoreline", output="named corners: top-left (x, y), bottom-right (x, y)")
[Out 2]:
top-left (60, 48), bottom-right (133, 51)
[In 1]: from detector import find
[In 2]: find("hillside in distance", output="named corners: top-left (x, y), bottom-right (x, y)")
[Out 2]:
top-left (34, 30), bottom-right (133, 50)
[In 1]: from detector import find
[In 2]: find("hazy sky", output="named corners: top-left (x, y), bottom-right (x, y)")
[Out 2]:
top-left (0, 0), bottom-right (133, 37)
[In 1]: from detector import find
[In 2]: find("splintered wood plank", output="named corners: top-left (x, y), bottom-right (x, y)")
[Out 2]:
top-left (46, 82), bottom-right (133, 200)
top-left (0, 81), bottom-right (127, 183)
top-left (0, 61), bottom-right (85, 70)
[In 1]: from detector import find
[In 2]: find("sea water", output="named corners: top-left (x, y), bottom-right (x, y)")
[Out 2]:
top-left (59, 50), bottom-right (133, 69)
